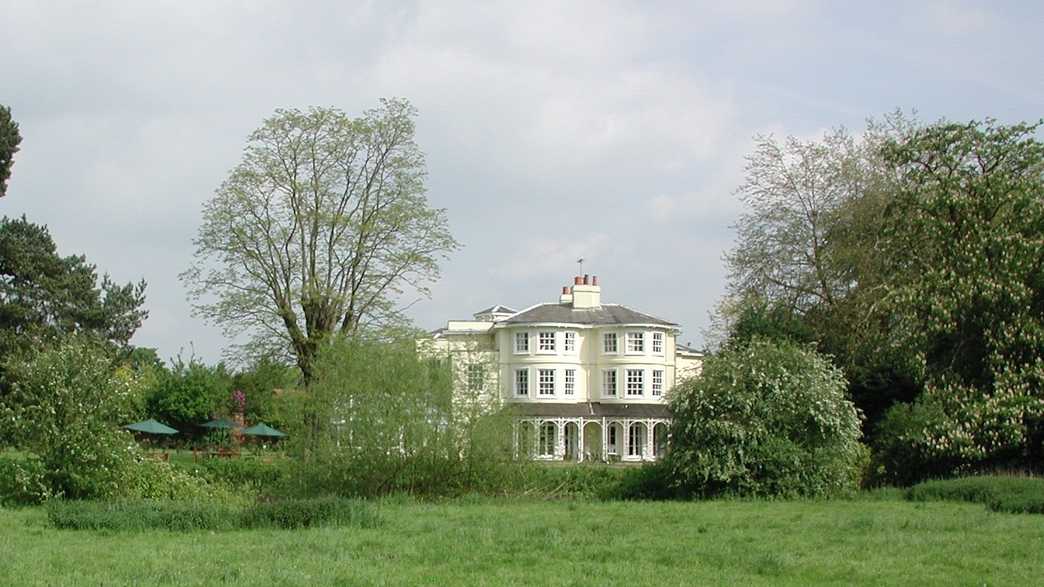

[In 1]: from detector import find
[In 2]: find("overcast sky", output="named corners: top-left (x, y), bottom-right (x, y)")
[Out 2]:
top-left (2, 1), bottom-right (1041, 364)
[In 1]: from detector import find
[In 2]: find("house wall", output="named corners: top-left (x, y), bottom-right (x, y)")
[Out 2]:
top-left (494, 325), bottom-right (689, 404)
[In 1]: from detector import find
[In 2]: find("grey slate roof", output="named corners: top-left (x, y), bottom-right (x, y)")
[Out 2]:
top-left (499, 303), bottom-right (676, 327)
top-left (473, 304), bottom-right (517, 315)
top-left (507, 401), bottom-right (671, 419)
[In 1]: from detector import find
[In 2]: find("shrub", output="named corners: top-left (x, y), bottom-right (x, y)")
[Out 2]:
top-left (46, 497), bottom-right (381, 531)
top-left (0, 453), bottom-right (51, 506)
top-left (603, 461), bottom-right (678, 500)
top-left (667, 337), bottom-right (866, 498)
top-left (906, 475), bottom-right (1044, 514)
top-left (173, 457), bottom-right (291, 492)
top-left (1, 339), bottom-right (146, 499)
top-left (870, 401), bottom-right (962, 486)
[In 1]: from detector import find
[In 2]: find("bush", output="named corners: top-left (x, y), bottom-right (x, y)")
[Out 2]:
top-left (906, 475), bottom-right (1044, 514)
top-left (0, 453), bottom-right (51, 506)
top-left (173, 457), bottom-right (291, 492)
top-left (870, 402), bottom-right (961, 486)
top-left (603, 461), bottom-right (678, 500)
top-left (1, 339), bottom-right (147, 499)
top-left (46, 497), bottom-right (381, 531)
top-left (667, 337), bottom-right (866, 498)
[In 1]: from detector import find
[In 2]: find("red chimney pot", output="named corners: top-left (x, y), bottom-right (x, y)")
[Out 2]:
top-left (574, 276), bottom-right (583, 285)
top-left (561, 286), bottom-right (569, 294)
top-left (592, 275), bottom-right (599, 286)
top-left (583, 274), bottom-right (590, 285)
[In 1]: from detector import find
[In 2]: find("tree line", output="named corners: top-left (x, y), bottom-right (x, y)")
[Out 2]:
top-left (700, 113), bottom-right (1043, 485)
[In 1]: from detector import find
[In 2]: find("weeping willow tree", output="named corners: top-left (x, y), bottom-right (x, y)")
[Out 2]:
top-left (182, 99), bottom-right (459, 382)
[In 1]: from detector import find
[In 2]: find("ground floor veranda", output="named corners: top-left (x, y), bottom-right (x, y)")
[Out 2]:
top-left (514, 417), bottom-right (669, 463)
top-left (509, 402), bottom-right (671, 463)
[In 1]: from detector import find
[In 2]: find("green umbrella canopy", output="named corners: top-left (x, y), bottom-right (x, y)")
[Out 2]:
top-left (242, 423), bottom-right (287, 438)
top-left (201, 417), bottom-right (239, 429)
top-left (124, 419), bottom-right (179, 435)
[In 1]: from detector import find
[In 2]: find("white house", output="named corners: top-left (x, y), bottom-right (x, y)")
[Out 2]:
top-left (421, 275), bottom-right (702, 463)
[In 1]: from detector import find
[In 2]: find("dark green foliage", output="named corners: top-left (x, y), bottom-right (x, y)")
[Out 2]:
top-left (0, 453), bottom-right (51, 505)
top-left (602, 462), bottom-right (679, 500)
top-left (0, 216), bottom-right (147, 380)
top-left (0, 105), bottom-right (19, 197)
top-left (724, 296), bottom-right (816, 349)
top-left (869, 402), bottom-right (959, 486)
top-left (667, 338), bottom-right (866, 498)
top-left (871, 120), bottom-right (1044, 473)
top-left (172, 457), bottom-right (291, 492)
top-left (144, 357), bottom-right (232, 431)
top-left (45, 497), bottom-right (381, 531)
top-left (906, 475), bottom-right (1044, 514)
top-left (230, 355), bottom-right (298, 429)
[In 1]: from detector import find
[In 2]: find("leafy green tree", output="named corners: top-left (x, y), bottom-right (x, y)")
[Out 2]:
top-left (0, 337), bottom-right (144, 498)
top-left (0, 105), bottom-right (20, 198)
top-left (718, 294), bottom-right (816, 349)
top-left (870, 119), bottom-right (1044, 476)
top-left (145, 357), bottom-right (232, 431)
top-left (182, 99), bottom-right (460, 382)
top-left (667, 338), bottom-right (866, 497)
top-left (0, 216), bottom-right (148, 369)
top-left (232, 355), bottom-right (299, 427)
top-left (283, 335), bottom-right (509, 497)
top-left (721, 114), bottom-right (921, 433)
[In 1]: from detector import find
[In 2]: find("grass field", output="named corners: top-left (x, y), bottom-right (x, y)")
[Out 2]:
top-left (2, 496), bottom-right (1043, 586)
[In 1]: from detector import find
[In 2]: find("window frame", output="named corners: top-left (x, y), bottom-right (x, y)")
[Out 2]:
top-left (563, 331), bottom-right (576, 353)
top-left (514, 368), bottom-right (529, 396)
top-left (651, 369), bottom-right (663, 397)
top-left (564, 368), bottom-right (575, 395)
top-left (514, 331), bottom-right (530, 354)
top-left (626, 331), bottom-right (645, 354)
top-left (652, 332), bottom-right (664, 354)
top-left (626, 368), bottom-right (644, 396)
top-left (602, 368), bottom-right (617, 397)
top-left (538, 368), bottom-right (556, 396)
top-left (603, 332), bottom-right (618, 354)
top-left (537, 331), bottom-right (556, 353)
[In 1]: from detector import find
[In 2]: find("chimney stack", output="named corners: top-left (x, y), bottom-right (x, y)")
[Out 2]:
top-left (571, 275), bottom-right (601, 309)
top-left (559, 285), bottom-right (573, 304)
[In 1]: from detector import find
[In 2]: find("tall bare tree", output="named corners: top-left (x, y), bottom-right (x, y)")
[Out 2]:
top-left (182, 99), bottom-right (459, 382)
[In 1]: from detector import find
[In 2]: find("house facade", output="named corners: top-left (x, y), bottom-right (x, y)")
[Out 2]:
top-left (422, 275), bottom-right (702, 463)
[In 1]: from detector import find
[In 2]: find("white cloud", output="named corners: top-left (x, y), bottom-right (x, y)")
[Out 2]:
top-left (1, 0), bottom-right (1040, 360)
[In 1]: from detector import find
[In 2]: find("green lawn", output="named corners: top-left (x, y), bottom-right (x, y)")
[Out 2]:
top-left (2, 497), bottom-right (1042, 585)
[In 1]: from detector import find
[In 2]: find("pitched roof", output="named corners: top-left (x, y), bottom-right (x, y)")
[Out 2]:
top-left (473, 304), bottom-right (517, 315)
top-left (499, 303), bottom-right (677, 327)
top-left (676, 342), bottom-right (703, 355)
